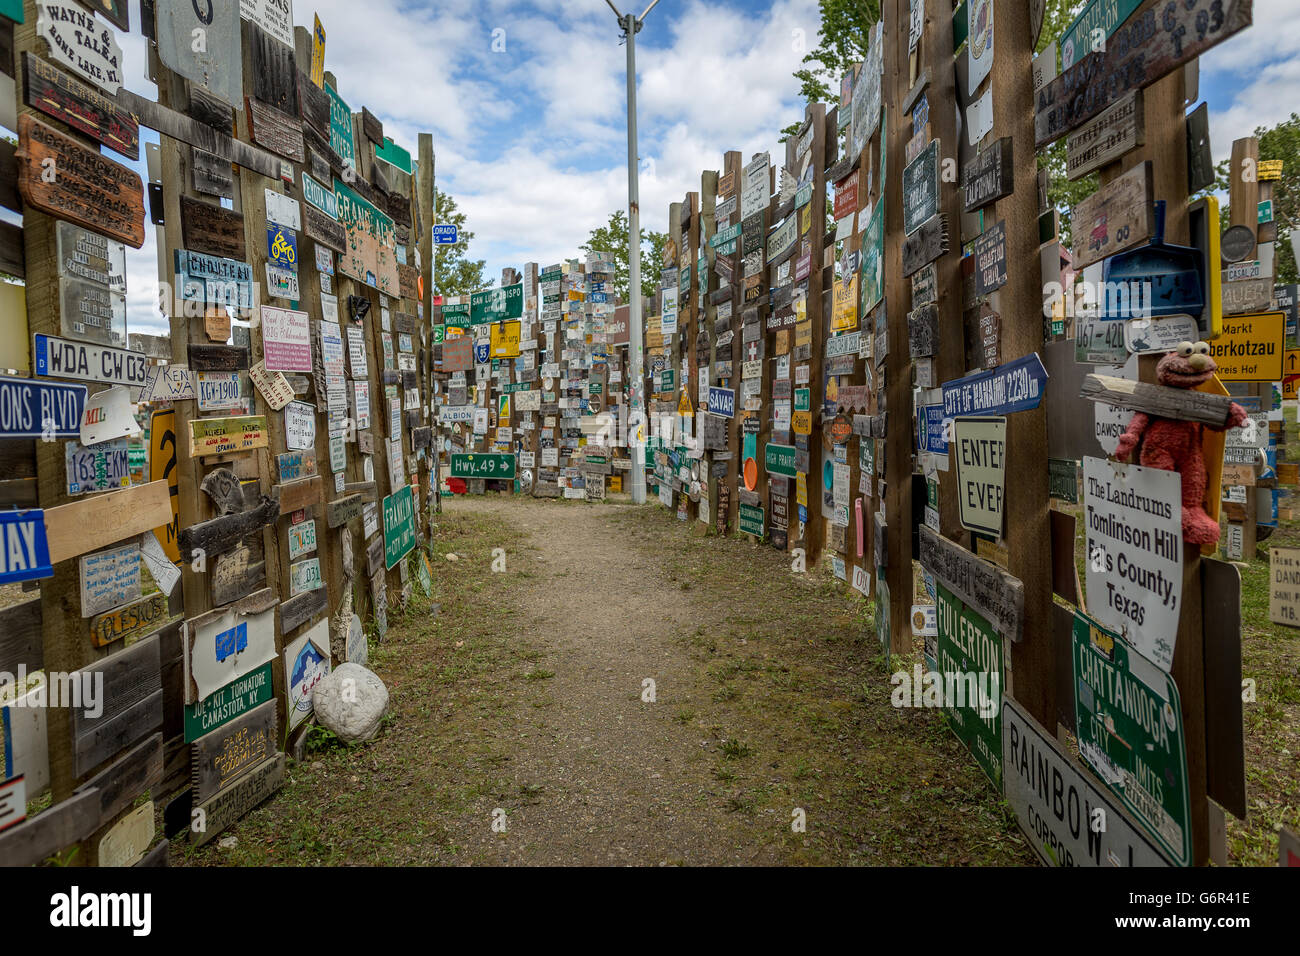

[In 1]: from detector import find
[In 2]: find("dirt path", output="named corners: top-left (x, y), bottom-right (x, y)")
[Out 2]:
top-left (184, 497), bottom-right (1033, 867)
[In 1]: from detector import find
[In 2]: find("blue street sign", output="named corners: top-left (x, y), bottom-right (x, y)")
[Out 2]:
top-left (473, 341), bottom-right (490, 364)
top-left (0, 374), bottom-right (86, 438)
top-left (707, 386), bottom-right (735, 419)
top-left (941, 353), bottom-right (1049, 418)
top-left (0, 510), bottom-right (54, 585)
top-left (433, 224), bottom-right (459, 245)
top-left (918, 404), bottom-right (948, 455)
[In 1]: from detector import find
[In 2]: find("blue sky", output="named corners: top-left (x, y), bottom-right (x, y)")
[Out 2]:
top-left (105, 0), bottom-right (1299, 334)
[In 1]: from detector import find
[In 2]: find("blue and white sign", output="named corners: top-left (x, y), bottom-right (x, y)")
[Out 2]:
top-left (0, 375), bottom-right (87, 439)
top-left (34, 334), bottom-right (149, 388)
top-left (941, 353), bottom-right (1049, 418)
top-left (433, 224), bottom-right (459, 245)
top-left (0, 510), bottom-right (54, 585)
top-left (473, 341), bottom-right (490, 364)
top-left (707, 386), bottom-right (736, 419)
top-left (918, 403), bottom-right (948, 455)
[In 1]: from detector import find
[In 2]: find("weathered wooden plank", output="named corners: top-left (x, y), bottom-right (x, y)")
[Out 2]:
top-left (114, 88), bottom-right (282, 179)
top-left (1070, 161), bottom-right (1154, 270)
top-left (297, 71), bottom-right (330, 138)
top-left (361, 107), bottom-right (384, 145)
top-left (1203, 557), bottom-right (1246, 821)
top-left (0, 598), bottom-right (41, 674)
top-left (135, 838), bottom-right (170, 867)
top-left (1080, 374), bottom-right (1238, 428)
top-left (71, 636), bottom-right (164, 778)
top-left (918, 526), bottom-right (1025, 641)
top-left (178, 496), bottom-right (279, 562)
top-left (187, 344), bottom-right (251, 372)
top-left (73, 733), bottom-right (163, 826)
top-left (343, 480), bottom-right (378, 503)
top-left (1065, 91), bottom-right (1144, 181)
top-left (191, 700), bottom-right (278, 803)
top-left (188, 86), bottom-right (232, 132)
top-left (279, 584), bottom-right (328, 635)
top-left (0, 789), bottom-right (100, 867)
top-left (1034, 0), bottom-right (1252, 146)
top-left (302, 204), bottom-right (346, 252)
top-left (901, 214), bottom-right (948, 277)
top-left (191, 148), bottom-right (234, 199)
top-left (326, 493), bottom-right (364, 528)
top-left (0, 141), bottom-right (18, 215)
top-left (21, 52), bottom-right (139, 161)
top-left (245, 96), bottom-right (305, 163)
top-left (180, 196), bottom-right (246, 260)
top-left (273, 476), bottom-right (322, 513)
top-left (15, 115), bottom-right (144, 248)
top-left (190, 752), bottom-right (285, 847)
top-left (43, 481), bottom-right (172, 565)
top-left (249, 22), bottom-right (299, 114)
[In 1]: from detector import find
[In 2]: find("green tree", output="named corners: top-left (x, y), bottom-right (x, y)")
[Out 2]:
top-left (1213, 113), bottom-right (1300, 284)
top-left (1036, 0), bottom-right (1094, 253)
top-left (780, 0), bottom-right (879, 140)
top-left (580, 210), bottom-right (667, 304)
top-left (433, 190), bottom-right (489, 296)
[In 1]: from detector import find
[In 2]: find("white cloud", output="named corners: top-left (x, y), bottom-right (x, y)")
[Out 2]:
top-left (1202, 0), bottom-right (1300, 158)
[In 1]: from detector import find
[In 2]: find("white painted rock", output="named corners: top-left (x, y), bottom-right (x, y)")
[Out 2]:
top-left (312, 663), bottom-right (389, 743)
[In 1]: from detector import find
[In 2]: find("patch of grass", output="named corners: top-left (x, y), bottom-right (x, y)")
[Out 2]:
top-left (720, 738), bottom-right (752, 760)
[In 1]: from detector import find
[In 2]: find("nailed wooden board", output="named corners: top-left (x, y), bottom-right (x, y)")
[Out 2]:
top-left (303, 205), bottom-right (346, 252)
top-left (901, 214), bottom-right (948, 277)
top-left (115, 88), bottom-right (282, 179)
top-left (15, 114), bottom-right (144, 248)
top-left (73, 733), bottom-right (163, 826)
top-left (245, 96), bottom-right (305, 163)
top-left (962, 137), bottom-right (1013, 212)
top-left (1202, 557), bottom-right (1246, 820)
top-left (326, 493), bottom-right (365, 528)
top-left (70, 636), bottom-right (164, 778)
top-left (22, 52), bottom-right (139, 160)
top-left (1035, 0), bottom-right (1253, 146)
top-left (249, 21), bottom-right (299, 114)
top-left (178, 496), bottom-right (279, 562)
top-left (1065, 91), bottom-right (1143, 181)
top-left (0, 598), bottom-right (41, 674)
top-left (43, 480), bottom-right (172, 565)
top-left (192, 147), bottom-right (235, 199)
top-left (0, 789), bottom-right (100, 867)
top-left (297, 71), bottom-right (330, 138)
top-left (191, 699), bottom-right (278, 803)
top-left (918, 527), bottom-right (1025, 641)
top-left (1070, 161), bottom-right (1154, 270)
top-left (190, 752), bottom-right (285, 847)
top-left (181, 196), bottom-right (246, 260)
top-left (1080, 374), bottom-right (1239, 428)
top-left (280, 584), bottom-right (328, 634)
top-left (273, 476), bottom-right (322, 513)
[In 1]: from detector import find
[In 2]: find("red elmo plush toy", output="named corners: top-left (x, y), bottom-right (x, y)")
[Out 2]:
top-left (1114, 341), bottom-right (1248, 545)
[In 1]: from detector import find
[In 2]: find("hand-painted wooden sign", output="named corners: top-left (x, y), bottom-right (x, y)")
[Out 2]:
top-left (1071, 161), bottom-right (1153, 270)
top-left (191, 752), bottom-right (285, 847)
top-left (191, 699), bottom-right (277, 803)
top-left (1035, 0), bottom-right (1252, 146)
top-left (37, 1), bottom-right (123, 93)
top-left (174, 249), bottom-right (254, 311)
top-left (16, 115), bottom-right (143, 248)
top-left (903, 140), bottom-right (939, 235)
top-left (180, 196), bottom-right (245, 260)
top-left (79, 542), bottom-right (140, 617)
top-left (22, 52), bottom-right (137, 160)
top-left (901, 213), bottom-right (948, 277)
top-left (973, 220), bottom-right (1008, 296)
top-left (1065, 91), bottom-right (1143, 181)
top-left (962, 137), bottom-right (1013, 211)
top-left (155, 0), bottom-right (242, 105)
top-left (90, 591), bottom-right (168, 648)
top-left (189, 416), bottom-right (270, 458)
top-left (185, 590), bottom-right (278, 704)
top-left (919, 526), bottom-right (1024, 640)
top-left (192, 147), bottom-right (235, 199)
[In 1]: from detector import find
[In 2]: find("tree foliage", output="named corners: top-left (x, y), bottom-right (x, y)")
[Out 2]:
top-left (1213, 113), bottom-right (1300, 285)
top-left (433, 190), bottom-right (489, 296)
top-left (581, 210), bottom-right (668, 304)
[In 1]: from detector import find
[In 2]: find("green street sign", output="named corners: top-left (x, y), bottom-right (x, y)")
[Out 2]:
top-left (1048, 458), bottom-right (1078, 503)
top-left (325, 81), bottom-right (357, 169)
top-left (375, 137), bottom-right (413, 175)
top-left (470, 283), bottom-right (523, 324)
top-left (432, 325), bottom-right (446, 344)
top-left (794, 388), bottom-right (811, 413)
top-left (936, 584), bottom-right (1003, 790)
top-left (739, 503), bottom-right (765, 537)
top-left (765, 442), bottom-right (797, 478)
top-left (1072, 611), bottom-right (1190, 866)
top-left (184, 663), bottom-right (274, 743)
top-left (1059, 0), bottom-right (1143, 69)
top-left (383, 485), bottom-right (417, 570)
top-left (450, 453), bottom-right (516, 480)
